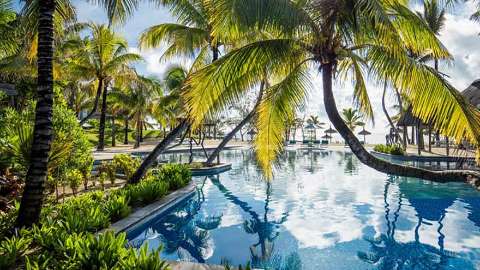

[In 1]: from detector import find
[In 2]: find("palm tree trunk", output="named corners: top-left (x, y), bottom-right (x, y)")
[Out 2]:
top-left (16, 0), bottom-right (55, 228)
top-left (321, 62), bottom-right (480, 188)
top-left (134, 116), bottom-right (141, 148)
top-left (124, 117), bottom-right (129, 144)
top-left (79, 77), bottom-right (103, 125)
top-left (97, 83), bottom-right (108, 151)
top-left (128, 120), bottom-right (189, 184)
top-left (206, 83), bottom-right (265, 164)
top-left (111, 117), bottom-right (116, 147)
top-left (382, 81), bottom-right (401, 144)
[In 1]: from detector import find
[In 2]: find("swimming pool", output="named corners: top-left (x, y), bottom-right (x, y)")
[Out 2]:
top-left (127, 149), bottom-right (480, 269)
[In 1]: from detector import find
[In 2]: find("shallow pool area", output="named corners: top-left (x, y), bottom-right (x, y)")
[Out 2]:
top-left (127, 150), bottom-right (480, 269)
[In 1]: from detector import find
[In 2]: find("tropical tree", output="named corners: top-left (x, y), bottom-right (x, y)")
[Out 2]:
top-left (110, 75), bottom-right (162, 148)
top-left (16, 0), bottom-right (141, 228)
top-left (306, 115), bottom-right (324, 128)
top-left (129, 0), bottom-right (234, 183)
top-left (0, 0), bottom-right (17, 59)
top-left (342, 108), bottom-right (364, 132)
top-left (181, 0), bottom-right (480, 184)
top-left (71, 23), bottom-right (141, 150)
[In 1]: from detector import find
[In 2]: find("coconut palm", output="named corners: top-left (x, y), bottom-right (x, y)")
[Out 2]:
top-left (70, 23), bottom-right (141, 151)
top-left (0, 0), bottom-right (17, 58)
top-left (342, 108), bottom-right (364, 132)
top-left (306, 115), bottom-right (324, 128)
top-left (110, 75), bottom-right (163, 148)
top-left (182, 0), bottom-right (480, 183)
top-left (139, 0), bottom-right (222, 64)
top-left (16, 0), bottom-right (141, 228)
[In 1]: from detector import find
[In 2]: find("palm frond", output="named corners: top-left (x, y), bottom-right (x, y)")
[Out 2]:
top-left (183, 38), bottom-right (306, 129)
top-left (255, 63), bottom-right (311, 177)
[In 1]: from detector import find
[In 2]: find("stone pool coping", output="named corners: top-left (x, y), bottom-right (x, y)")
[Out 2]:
top-left (102, 181), bottom-right (196, 235)
top-left (371, 150), bottom-right (476, 163)
top-left (191, 163), bottom-right (232, 176)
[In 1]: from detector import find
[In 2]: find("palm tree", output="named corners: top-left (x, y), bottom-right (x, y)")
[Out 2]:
top-left (182, 0), bottom-right (480, 184)
top-left (306, 115), bottom-right (324, 128)
top-left (341, 108), bottom-right (364, 132)
top-left (0, 0), bottom-right (17, 59)
top-left (71, 23), bottom-right (141, 151)
top-left (110, 75), bottom-right (162, 148)
top-left (129, 0), bottom-right (229, 183)
top-left (16, 0), bottom-right (141, 228)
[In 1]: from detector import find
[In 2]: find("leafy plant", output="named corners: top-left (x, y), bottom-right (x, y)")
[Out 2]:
top-left (98, 161), bottom-right (117, 185)
top-left (0, 234), bottom-right (32, 269)
top-left (122, 175), bottom-right (169, 206)
top-left (156, 163), bottom-right (191, 190)
top-left (103, 194), bottom-right (131, 222)
top-left (66, 169), bottom-right (83, 196)
top-left (374, 144), bottom-right (405, 156)
top-left (98, 172), bottom-right (107, 190)
top-left (113, 154), bottom-right (140, 179)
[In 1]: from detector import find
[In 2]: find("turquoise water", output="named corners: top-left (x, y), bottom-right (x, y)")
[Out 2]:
top-left (127, 150), bottom-right (480, 269)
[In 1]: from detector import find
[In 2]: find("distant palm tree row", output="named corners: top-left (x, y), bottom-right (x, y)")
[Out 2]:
top-left (3, 0), bottom-right (480, 228)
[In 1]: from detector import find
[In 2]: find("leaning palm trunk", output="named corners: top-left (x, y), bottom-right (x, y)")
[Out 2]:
top-left (206, 83), bottom-right (265, 164)
top-left (16, 0), bottom-right (55, 228)
top-left (124, 117), bottom-right (129, 144)
top-left (128, 120), bottom-right (189, 184)
top-left (79, 78), bottom-right (103, 125)
top-left (321, 63), bottom-right (480, 189)
top-left (97, 84), bottom-right (108, 151)
top-left (381, 81), bottom-right (401, 144)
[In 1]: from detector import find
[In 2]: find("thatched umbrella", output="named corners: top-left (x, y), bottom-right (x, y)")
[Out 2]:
top-left (324, 125), bottom-right (337, 143)
top-left (247, 129), bottom-right (257, 140)
top-left (358, 128), bottom-right (371, 144)
top-left (321, 134), bottom-right (333, 143)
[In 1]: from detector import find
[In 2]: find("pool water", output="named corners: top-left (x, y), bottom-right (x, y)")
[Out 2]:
top-left (127, 150), bottom-right (480, 269)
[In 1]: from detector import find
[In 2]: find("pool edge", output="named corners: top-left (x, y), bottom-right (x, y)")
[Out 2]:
top-left (101, 181), bottom-right (196, 235)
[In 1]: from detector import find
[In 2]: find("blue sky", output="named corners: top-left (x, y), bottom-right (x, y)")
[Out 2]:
top-left (14, 0), bottom-right (480, 143)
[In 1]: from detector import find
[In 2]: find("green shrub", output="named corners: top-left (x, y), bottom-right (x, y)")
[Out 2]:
top-left (66, 169), bottom-right (83, 196)
top-left (122, 176), bottom-right (169, 206)
top-left (373, 144), bottom-right (405, 156)
top-left (99, 161), bottom-right (117, 185)
top-left (157, 163), bottom-right (191, 190)
top-left (0, 234), bottom-right (31, 269)
top-left (79, 155), bottom-right (94, 190)
top-left (74, 231), bottom-right (129, 269)
top-left (103, 194), bottom-right (131, 222)
top-left (113, 154), bottom-right (140, 179)
top-left (98, 171), bottom-right (107, 190)
top-left (121, 244), bottom-right (169, 270)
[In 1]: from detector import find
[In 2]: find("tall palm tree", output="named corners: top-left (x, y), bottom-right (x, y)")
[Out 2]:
top-left (129, 0), bottom-right (228, 183)
top-left (71, 23), bottom-right (141, 151)
top-left (16, 0), bottom-right (141, 228)
top-left (110, 75), bottom-right (163, 148)
top-left (342, 108), bottom-right (364, 132)
top-left (0, 0), bottom-right (17, 59)
top-left (306, 115), bottom-right (324, 128)
top-left (182, 0), bottom-right (480, 184)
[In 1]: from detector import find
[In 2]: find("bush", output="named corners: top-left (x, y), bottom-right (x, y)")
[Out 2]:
top-left (156, 163), bottom-right (191, 190)
top-left (0, 104), bottom-right (93, 179)
top-left (373, 144), bottom-right (405, 156)
top-left (0, 234), bottom-right (32, 268)
top-left (122, 175), bottom-right (169, 206)
top-left (98, 171), bottom-right (107, 190)
top-left (98, 161), bottom-right (117, 185)
top-left (66, 169), bottom-right (83, 196)
top-left (113, 154), bottom-right (140, 179)
top-left (103, 194), bottom-right (131, 222)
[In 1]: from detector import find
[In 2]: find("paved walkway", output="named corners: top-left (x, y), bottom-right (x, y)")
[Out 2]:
top-left (93, 140), bottom-right (250, 160)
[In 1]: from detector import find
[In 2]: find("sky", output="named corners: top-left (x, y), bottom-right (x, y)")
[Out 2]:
top-left (15, 0), bottom-right (480, 143)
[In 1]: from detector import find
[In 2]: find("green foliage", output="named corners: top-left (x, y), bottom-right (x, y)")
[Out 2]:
top-left (121, 175), bottom-right (169, 206)
top-left (113, 154), bottom-right (140, 179)
top-left (374, 144), bottom-right (405, 156)
top-left (99, 160), bottom-right (117, 185)
top-left (0, 104), bottom-right (93, 177)
top-left (0, 234), bottom-right (32, 268)
top-left (0, 202), bottom-right (18, 239)
top-left (103, 194), bottom-right (131, 222)
top-left (156, 163), bottom-right (191, 190)
top-left (0, 161), bottom-right (191, 269)
top-left (98, 171), bottom-right (108, 190)
top-left (66, 169), bottom-right (83, 195)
